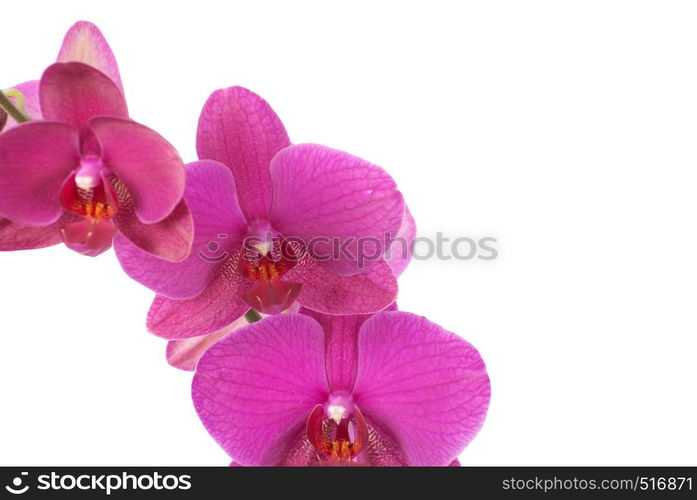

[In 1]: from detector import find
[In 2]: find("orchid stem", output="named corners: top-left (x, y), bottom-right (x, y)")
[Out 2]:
top-left (244, 309), bottom-right (262, 323)
top-left (0, 90), bottom-right (30, 123)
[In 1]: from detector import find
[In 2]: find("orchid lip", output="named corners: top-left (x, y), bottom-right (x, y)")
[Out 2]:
top-left (57, 155), bottom-right (120, 256)
top-left (240, 281), bottom-right (301, 315)
top-left (59, 153), bottom-right (118, 221)
top-left (306, 393), bottom-right (369, 465)
top-left (239, 231), bottom-right (302, 314)
top-left (60, 218), bottom-right (117, 257)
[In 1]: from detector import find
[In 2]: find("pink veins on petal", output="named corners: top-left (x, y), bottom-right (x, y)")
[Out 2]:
top-left (192, 311), bottom-right (491, 466)
top-left (0, 22), bottom-right (191, 260)
top-left (116, 86), bottom-right (405, 335)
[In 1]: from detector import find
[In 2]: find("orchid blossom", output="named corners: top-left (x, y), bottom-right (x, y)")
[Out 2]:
top-left (115, 86), bottom-right (410, 339)
top-left (164, 205), bottom-right (414, 372)
top-left (193, 310), bottom-right (490, 466)
top-left (0, 21), bottom-right (193, 259)
top-left (0, 20), bottom-right (494, 470)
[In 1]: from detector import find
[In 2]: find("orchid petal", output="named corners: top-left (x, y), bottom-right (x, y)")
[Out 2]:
top-left (196, 86), bottom-right (290, 221)
top-left (353, 312), bottom-right (491, 466)
top-left (386, 205), bottom-right (416, 277)
top-left (270, 144), bottom-right (404, 275)
top-left (362, 415), bottom-right (408, 465)
top-left (0, 121), bottom-right (79, 225)
top-left (298, 309), bottom-right (370, 393)
top-left (147, 260), bottom-right (250, 339)
top-left (192, 314), bottom-right (329, 466)
top-left (0, 218), bottom-right (62, 250)
top-left (277, 427), bottom-right (325, 466)
top-left (114, 199), bottom-right (193, 262)
top-left (115, 160), bottom-right (246, 297)
top-left (291, 257), bottom-right (398, 315)
top-left (40, 62), bottom-right (127, 132)
top-left (299, 305), bottom-right (396, 410)
top-left (166, 316), bottom-right (248, 371)
top-left (89, 117), bottom-right (185, 224)
top-left (57, 21), bottom-right (124, 93)
top-left (3, 80), bottom-right (41, 131)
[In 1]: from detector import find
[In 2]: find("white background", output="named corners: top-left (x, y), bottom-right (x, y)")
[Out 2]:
top-left (1, 0), bottom-right (696, 465)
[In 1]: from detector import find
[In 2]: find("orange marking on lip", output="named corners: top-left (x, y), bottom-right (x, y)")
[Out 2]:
top-left (60, 174), bottom-right (118, 222)
top-left (306, 404), bottom-right (368, 465)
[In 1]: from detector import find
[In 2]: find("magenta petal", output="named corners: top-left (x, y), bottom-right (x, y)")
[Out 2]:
top-left (270, 144), bottom-right (404, 275)
top-left (320, 315), bottom-right (363, 393)
top-left (3, 80), bottom-right (42, 131)
top-left (89, 117), bottom-right (185, 224)
top-left (115, 160), bottom-right (247, 297)
top-left (147, 263), bottom-right (251, 339)
top-left (386, 205), bottom-right (416, 278)
top-left (196, 86), bottom-right (290, 221)
top-left (292, 257), bottom-right (398, 315)
top-left (57, 21), bottom-right (124, 93)
top-left (353, 312), bottom-right (491, 466)
top-left (115, 199), bottom-right (193, 262)
top-left (192, 314), bottom-right (329, 466)
top-left (0, 218), bottom-right (62, 250)
top-left (166, 316), bottom-right (248, 371)
top-left (40, 62), bottom-right (128, 131)
top-left (0, 121), bottom-right (79, 225)
top-left (299, 309), bottom-right (369, 393)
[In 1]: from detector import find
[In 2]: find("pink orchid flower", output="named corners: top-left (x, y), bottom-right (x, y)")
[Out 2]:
top-left (0, 21), bottom-right (193, 259)
top-left (1, 21), bottom-right (111, 252)
top-left (192, 310), bottom-right (490, 466)
top-left (164, 204), bottom-right (414, 372)
top-left (115, 86), bottom-right (410, 339)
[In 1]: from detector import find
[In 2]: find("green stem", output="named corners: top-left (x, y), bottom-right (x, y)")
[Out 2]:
top-left (244, 309), bottom-right (263, 323)
top-left (0, 91), bottom-right (30, 123)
